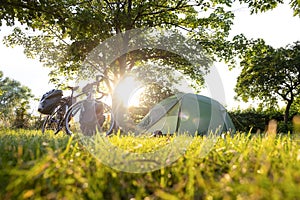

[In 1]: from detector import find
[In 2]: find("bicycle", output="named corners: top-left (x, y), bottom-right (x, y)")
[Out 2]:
top-left (41, 75), bottom-right (115, 136)
top-left (41, 86), bottom-right (78, 135)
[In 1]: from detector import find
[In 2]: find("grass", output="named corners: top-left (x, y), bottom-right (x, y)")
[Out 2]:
top-left (0, 129), bottom-right (300, 199)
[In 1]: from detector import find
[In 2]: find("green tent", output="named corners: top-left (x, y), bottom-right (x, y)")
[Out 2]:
top-left (137, 93), bottom-right (235, 136)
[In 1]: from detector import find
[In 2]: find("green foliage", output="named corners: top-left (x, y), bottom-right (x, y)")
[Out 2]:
top-left (2, 0), bottom-right (299, 113)
top-left (139, 83), bottom-right (174, 110)
top-left (0, 0), bottom-right (241, 114)
top-left (1, 0), bottom-right (237, 85)
top-left (229, 106), bottom-right (300, 133)
top-left (291, 97), bottom-right (300, 114)
top-left (291, 0), bottom-right (300, 16)
top-left (238, 0), bottom-right (284, 14)
top-left (1, 129), bottom-right (300, 199)
top-left (229, 108), bottom-right (270, 133)
top-left (0, 71), bottom-right (33, 127)
top-left (12, 101), bottom-right (31, 129)
top-left (235, 41), bottom-right (300, 124)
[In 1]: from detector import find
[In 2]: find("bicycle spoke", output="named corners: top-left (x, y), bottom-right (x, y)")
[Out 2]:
top-left (41, 103), bottom-right (67, 135)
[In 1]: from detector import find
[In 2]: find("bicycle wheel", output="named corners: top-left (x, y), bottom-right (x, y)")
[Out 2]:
top-left (97, 100), bottom-right (115, 136)
top-left (41, 104), bottom-right (67, 134)
top-left (65, 100), bottom-right (114, 136)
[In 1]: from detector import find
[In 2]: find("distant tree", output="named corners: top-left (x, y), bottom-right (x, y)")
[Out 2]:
top-left (235, 40), bottom-right (300, 125)
top-left (12, 101), bottom-right (31, 129)
top-left (0, 71), bottom-right (33, 127)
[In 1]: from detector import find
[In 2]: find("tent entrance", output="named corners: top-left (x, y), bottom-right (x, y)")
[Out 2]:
top-left (145, 101), bottom-right (181, 134)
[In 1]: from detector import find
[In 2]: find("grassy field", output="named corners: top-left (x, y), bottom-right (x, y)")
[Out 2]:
top-left (1, 129), bottom-right (300, 200)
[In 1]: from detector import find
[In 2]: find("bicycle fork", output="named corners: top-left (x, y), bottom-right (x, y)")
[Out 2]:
top-left (55, 104), bottom-right (70, 135)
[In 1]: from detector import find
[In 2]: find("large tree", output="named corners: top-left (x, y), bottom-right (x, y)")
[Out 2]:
top-left (1, 0), bottom-right (298, 116)
top-left (1, 0), bottom-right (236, 82)
top-left (1, 0), bottom-right (299, 81)
top-left (0, 1), bottom-right (240, 122)
top-left (3, 0), bottom-right (299, 131)
top-left (1, 0), bottom-right (292, 85)
top-left (235, 40), bottom-right (300, 124)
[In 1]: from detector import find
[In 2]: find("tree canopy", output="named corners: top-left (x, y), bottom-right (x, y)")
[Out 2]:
top-left (1, 0), bottom-right (299, 126)
top-left (0, 0), bottom-right (235, 85)
top-left (1, 0), bottom-right (299, 82)
top-left (235, 40), bottom-right (300, 124)
top-left (1, 0), bottom-right (298, 86)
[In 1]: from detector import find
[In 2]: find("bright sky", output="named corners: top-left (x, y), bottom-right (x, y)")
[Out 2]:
top-left (0, 2), bottom-right (299, 113)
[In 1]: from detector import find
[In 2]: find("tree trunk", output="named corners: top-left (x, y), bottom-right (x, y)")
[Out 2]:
top-left (284, 100), bottom-right (292, 124)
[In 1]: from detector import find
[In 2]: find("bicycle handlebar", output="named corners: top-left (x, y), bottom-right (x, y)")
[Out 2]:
top-left (81, 75), bottom-right (110, 98)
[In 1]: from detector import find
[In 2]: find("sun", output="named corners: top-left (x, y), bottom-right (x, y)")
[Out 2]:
top-left (114, 76), bottom-right (144, 107)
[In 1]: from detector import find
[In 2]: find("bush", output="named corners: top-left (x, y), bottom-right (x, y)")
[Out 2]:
top-left (229, 108), bottom-right (268, 133)
top-left (229, 107), bottom-right (293, 133)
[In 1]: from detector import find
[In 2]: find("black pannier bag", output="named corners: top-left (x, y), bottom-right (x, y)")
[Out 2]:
top-left (38, 89), bottom-right (63, 114)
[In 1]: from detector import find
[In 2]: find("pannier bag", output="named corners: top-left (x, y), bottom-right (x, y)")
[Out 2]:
top-left (79, 101), bottom-right (105, 136)
top-left (38, 89), bottom-right (63, 114)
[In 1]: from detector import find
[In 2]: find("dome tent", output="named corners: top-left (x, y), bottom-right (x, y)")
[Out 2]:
top-left (137, 93), bottom-right (235, 136)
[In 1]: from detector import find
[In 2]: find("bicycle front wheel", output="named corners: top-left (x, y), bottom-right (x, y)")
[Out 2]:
top-left (42, 104), bottom-right (67, 134)
top-left (65, 100), bottom-right (114, 136)
top-left (41, 115), bottom-right (57, 134)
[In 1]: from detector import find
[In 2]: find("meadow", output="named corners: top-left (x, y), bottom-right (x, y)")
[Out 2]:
top-left (0, 129), bottom-right (300, 200)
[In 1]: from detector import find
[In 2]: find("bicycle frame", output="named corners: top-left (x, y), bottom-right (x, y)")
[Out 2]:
top-left (64, 75), bottom-right (114, 136)
top-left (42, 75), bottom-right (112, 135)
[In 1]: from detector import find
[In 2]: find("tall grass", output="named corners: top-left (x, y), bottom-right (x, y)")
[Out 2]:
top-left (0, 129), bottom-right (300, 199)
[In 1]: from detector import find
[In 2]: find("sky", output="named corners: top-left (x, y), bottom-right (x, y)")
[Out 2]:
top-left (0, 2), bottom-right (300, 113)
